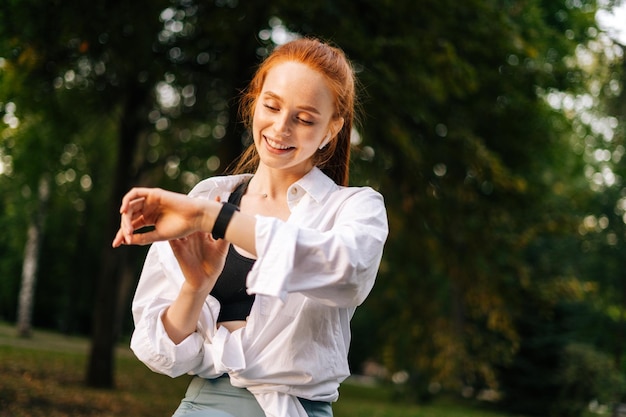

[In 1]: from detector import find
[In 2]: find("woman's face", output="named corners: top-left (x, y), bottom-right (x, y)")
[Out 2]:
top-left (252, 61), bottom-right (343, 178)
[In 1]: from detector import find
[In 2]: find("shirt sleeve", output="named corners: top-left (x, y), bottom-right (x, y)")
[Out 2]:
top-left (247, 187), bottom-right (388, 307)
top-left (129, 242), bottom-right (236, 378)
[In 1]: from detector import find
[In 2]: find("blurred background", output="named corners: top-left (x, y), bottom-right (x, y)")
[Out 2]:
top-left (1, 0), bottom-right (626, 416)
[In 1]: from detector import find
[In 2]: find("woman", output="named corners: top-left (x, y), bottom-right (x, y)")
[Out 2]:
top-left (113, 37), bottom-right (388, 417)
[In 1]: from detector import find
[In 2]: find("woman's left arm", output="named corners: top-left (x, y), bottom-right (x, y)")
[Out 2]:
top-left (112, 186), bottom-right (388, 307)
top-left (246, 188), bottom-right (389, 307)
top-left (112, 187), bottom-right (259, 256)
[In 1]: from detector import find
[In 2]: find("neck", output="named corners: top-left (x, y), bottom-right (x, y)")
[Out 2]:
top-left (249, 165), bottom-right (312, 199)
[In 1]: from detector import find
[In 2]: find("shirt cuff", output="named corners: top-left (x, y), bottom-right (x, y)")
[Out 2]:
top-left (156, 309), bottom-right (205, 361)
top-left (130, 306), bottom-right (204, 377)
top-left (246, 216), bottom-right (296, 302)
top-left (210, 325), bottom-right (246, 374)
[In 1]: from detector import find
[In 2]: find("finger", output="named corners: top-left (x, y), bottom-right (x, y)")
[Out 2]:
top-left (120, 189), bottom-right (149, 213)
top-left (130, 214), bottom-right (150, 231)
top-left (210, 234), bottom-right (228, 254)
top-left (120, 212), bottom-right (135, 243)
top-left (169, 238), bottom-right (183, 254)
top-left (112, 228), bottom-right (125, 248)
top-left (126, 197), bottom-right (146, 213)
top-left (120, 190), bottom-right (138, 213)
top-left (123, 198), bottom-right (145, 228)
top-left (216, 235), bottom-right (229, 253)
top-left (169, 236), bottom-right (188, 246)
top-left (125, 230), bottom-right (161, 246)
top-left (121, 199), bottom-right (147, 237)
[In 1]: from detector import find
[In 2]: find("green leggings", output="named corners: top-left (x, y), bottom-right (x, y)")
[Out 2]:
top-left (171, 375), bottom-right (333, 417)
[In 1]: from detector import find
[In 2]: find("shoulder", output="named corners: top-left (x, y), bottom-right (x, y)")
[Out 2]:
top-left (333, 185), bottom-right (386, 213)
top-left (188, 174), bottom-right (252, 199)
top-left (301, 167), bottom-right (385, 208)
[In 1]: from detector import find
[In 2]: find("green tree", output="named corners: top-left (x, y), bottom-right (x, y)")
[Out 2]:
top-left (272, 0), bottom-right (607, 398)
top-left (2, 1), bottom-right (623, 413)
top-left (1, 0), bottom-right (294, 388)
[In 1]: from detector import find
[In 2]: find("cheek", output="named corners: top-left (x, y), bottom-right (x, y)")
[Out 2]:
top-left (251, 107), bottom-right (264, 138)
top-left (252, 104), bottom-right (260, 126)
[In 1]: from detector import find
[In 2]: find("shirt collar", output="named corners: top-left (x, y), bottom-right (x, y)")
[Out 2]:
top-left (288, 167), bottom-right (338, 205)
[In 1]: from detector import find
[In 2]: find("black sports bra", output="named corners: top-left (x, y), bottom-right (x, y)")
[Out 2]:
top-left (210, 180), bottom-right (256, 322)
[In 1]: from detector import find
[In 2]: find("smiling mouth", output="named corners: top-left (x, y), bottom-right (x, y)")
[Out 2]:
top-left (265, 136), bottom-right (295, 151)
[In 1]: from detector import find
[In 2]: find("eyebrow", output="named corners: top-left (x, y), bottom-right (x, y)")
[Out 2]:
top-left (262, 91), bottom-right (322, 116)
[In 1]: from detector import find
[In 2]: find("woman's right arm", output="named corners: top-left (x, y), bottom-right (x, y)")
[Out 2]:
top-left (163, 229), bottom-right (229, 344)
top-left (130, 242), bottom-right (226, 378)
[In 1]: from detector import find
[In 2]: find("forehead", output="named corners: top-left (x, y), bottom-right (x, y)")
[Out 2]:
top-left (261, 61), bottom-right (335, 111)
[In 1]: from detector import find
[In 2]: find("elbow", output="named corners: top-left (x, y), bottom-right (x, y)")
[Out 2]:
top-left (130, 328), bottom-right (189, 379)
top-left (324, 241), bottom-right (383, 307)
top-left (130, 343), bottom-right (187, 379)
top-left (328, 262), bottom-right (377, 308)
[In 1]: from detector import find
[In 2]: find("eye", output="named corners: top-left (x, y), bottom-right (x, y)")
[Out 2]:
top-left (297, 117), bottom-right (314, 126)
top-left (263, 103), bottom-right (279, 112)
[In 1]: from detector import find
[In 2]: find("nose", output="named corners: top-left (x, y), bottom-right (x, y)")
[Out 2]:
top-left (273, 113), bottom-right (291, 137)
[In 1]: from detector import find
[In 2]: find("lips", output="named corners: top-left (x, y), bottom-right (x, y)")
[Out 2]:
top-left (265, 136), bottom-right (295, 151)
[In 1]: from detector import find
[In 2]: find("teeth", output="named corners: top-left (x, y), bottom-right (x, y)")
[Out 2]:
top-left (266, 137), bottom-right (292, 150)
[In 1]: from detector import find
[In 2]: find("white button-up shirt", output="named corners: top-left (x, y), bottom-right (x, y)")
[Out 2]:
top-left (130, 167), bottom-right (388, 416)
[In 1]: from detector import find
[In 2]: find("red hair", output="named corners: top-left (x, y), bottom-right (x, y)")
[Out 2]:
top-left (231, 37), bottom-right (357, 186)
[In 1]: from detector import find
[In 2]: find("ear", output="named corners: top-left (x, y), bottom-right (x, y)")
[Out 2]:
top-left (319, 117), bottom-right (345, 150)
top-left (319, 133), bottom-right (332, 150)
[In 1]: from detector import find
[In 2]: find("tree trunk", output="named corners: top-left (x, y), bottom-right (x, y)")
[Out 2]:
top-left (16, 175), bottom-right (50, 338)
top-left (86, 84), bottom-right (149, 388)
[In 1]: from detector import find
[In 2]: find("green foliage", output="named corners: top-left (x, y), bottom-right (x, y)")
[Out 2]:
top-left (0, 0), bottom-right (625, 412)
top-left (554, 343), bottom-right (625, 417)
top-left (329, 0), bottom-right (604, 395)
top-left (497, 297), bottom-right (577, 415)
top-left (499, 295), bottom-right (626, 416)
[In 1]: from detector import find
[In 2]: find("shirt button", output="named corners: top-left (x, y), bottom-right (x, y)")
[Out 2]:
top-left (291, 187), bottom-right (298, 195)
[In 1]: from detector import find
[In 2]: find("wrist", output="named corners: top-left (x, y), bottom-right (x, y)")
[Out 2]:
top-left (180, 280), bottom-right (213, 299)
top-left (198, 200), bottom-right (220, 235)
top-left (211, 202), bottom-right (239, 240)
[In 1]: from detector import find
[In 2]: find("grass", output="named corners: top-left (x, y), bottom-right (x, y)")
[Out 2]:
top-left (0, 322), bottom-right (518, 417)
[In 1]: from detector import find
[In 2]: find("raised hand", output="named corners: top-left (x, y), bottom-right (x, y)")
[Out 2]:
top-left (169, 232), bottom-right (228, 294)
top-left (111, 187), bottom-right (215, 248)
